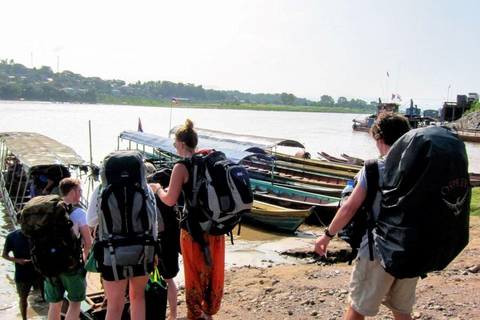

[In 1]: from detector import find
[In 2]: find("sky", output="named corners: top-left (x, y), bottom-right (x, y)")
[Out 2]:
top-left (2, 0), bottom-right (479, 109)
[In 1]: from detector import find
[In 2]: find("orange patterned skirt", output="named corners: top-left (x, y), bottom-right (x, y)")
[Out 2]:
top-left (180, 229), bottom-right (225, 320)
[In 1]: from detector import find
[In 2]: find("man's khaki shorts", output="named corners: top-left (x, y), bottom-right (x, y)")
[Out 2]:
top-left (349, 257), bottom-right (419, 316)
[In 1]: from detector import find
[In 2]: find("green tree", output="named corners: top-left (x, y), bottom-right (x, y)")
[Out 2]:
top-left (0, 83), bottom-right (22, 100)
top-left (320, 95), bottom-right (334, 107)
top-left (281, 92), bottom-right (296, 105)
top-left (337, 96), bottom-right (348, 106)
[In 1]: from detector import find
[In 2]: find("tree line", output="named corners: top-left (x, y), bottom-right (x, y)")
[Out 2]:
top-left (0, 59), bottom-right (376, 111)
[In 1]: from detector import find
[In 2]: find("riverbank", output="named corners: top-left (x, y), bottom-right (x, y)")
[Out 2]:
top-left (171, 216), bottom-right (480, 320)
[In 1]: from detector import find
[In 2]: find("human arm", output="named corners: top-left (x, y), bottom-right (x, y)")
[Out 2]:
top-left (86, 186), bottom-right (100, 228)
top-left (2, 237), bottom-right (31, 265)
top-left (152, 163), bottom-right (188, 207)
top-left (314, 184), bottom-right (367, 256)
top-left (79, 224), bottom-right (92, 263)
top-left (2, 250), bottom-right (31, 265)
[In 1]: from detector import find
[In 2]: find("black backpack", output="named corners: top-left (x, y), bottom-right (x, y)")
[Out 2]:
top-left (20, 194), bottom-right (82, 278)
top-left (97, 150), bottom-right (161, 282)
top-left (180, 150), bottom-right (253, 266)
top-left (338, 159), bottom-right (379, 264)
top-left (183, 150), bottom-right (253, 236)
top-left (377, 126), bottom-right (470, 279)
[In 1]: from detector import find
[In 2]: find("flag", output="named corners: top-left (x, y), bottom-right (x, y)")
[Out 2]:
top-left (387, 71), bottom-right (390, 77)
top-left (171, 97), bottom-right (179, 105)
top-left (397, 94), bottom-right (402, 101)
top-left (391, 93), bottom-right (396, 100)
top-left (138, 117), bottom-right (143, 132)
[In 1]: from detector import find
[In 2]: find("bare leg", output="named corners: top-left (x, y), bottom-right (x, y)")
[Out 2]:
top-left (344, 305), bottom-right (365, 320)
top-left (165, 278), bottom-right (178, 320)
top-left (201, 311), bottom-right (214, 320)
top-left (19, 296), bottom-right (28, 320)
top-left (65, 301), bottom-right (82, 320)
top-left (128, 274), bottom-right (149, 320)
top-left (392, 310), bottom-right (413, 320)
top-left (47, 301), bottom-right (62, 320)
top-left (104, 279), bottom-right (128, 320)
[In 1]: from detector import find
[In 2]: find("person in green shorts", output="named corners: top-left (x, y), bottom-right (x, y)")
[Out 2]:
top-left (45, 178), bottom-right (92, 320)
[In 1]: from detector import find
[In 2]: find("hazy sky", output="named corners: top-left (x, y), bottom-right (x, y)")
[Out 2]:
top-left (2, 0), bottom-right (479, 108)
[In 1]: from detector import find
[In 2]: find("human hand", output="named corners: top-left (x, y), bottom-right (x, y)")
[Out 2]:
top-left (314, 235), bottom-right (330, 256)
top-left (149, 183), bottom-right (162, 194)
top-left (17, 258), bottom-right (31, 265)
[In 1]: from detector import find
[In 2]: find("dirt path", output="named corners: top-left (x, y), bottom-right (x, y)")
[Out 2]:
top-left (174, 216), bottom-right (480, 319)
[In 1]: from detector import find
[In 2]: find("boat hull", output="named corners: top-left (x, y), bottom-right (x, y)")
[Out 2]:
top-left (242, 201), bottom-right (312, 233)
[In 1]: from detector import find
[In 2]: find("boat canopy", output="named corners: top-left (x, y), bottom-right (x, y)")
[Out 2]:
top-left (0, 132), bottom-right (89, 173)
top-left (169, 126), bottom-right (305, 150)
top-left (118, 130), bottom-right (268, 164)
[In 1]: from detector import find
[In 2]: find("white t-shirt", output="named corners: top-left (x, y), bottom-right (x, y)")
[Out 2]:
top-left (68, 206), bottom-right (87, 238)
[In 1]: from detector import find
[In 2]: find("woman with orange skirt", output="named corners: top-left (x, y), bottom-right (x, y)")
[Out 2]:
top-left (150, 119), bottom-right (224, 320)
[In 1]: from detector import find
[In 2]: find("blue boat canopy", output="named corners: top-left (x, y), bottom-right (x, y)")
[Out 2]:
top-left (118, 130), bottom-right (269, 164)
top-left (169, 126), bottom-right (305, 150)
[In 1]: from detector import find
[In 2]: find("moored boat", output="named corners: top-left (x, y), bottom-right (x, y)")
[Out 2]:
top-left (250, 178), bottom-right (339, 226)
top-left (243, 200), bottom-right (313, 233)
top-left (0, 132), bottom-right (109, 319)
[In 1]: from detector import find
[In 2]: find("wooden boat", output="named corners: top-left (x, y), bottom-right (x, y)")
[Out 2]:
top-left (353, 101), bottom-right (399, 132)
top-left (455, 129), bottom-right (480, 143)
top-left (250, 179), bottom-right (339, 226)
top-left (470, 172), bottom-right (480, 187)
top-left (242, 157), bottom-right (350, 190)
top-left (250, 178), bottom-right (338, 207)
top-left (0, 132), bottom-right (109, 320)
top-left (265, 150), bottom-right (361, 175)
top-left (341, 154), bottom-right (365, 166)
top-left (242, 200), bottom-right (313, 233)
top-left (317, 151), bottom-right (365, 166)
top-left (317, 151), bottom-right (348, 163)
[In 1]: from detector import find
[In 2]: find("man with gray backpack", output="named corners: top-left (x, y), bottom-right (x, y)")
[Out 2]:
top-left (87, 150), bottom-right (162, 320)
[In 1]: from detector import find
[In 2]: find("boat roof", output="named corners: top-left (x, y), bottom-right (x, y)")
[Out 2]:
top-left (119, 130), bottom-right (267, 164)
top-left (169, 126), bottom-right (305, 150)
top-left (0, 132), bottom-right (88, 173)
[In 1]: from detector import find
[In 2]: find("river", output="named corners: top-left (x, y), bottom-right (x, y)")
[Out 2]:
top-left (1, 100), bottom-right (479, 318)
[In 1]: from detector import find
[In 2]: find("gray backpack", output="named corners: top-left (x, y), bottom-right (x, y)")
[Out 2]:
top-left (97, 150), bottom-right (162, 282)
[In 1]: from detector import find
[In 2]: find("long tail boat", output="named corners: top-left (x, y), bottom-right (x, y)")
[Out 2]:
top-left (0, 132), bottom-right (111, 320)
top-left (243, 200), bottom-right (313, 233)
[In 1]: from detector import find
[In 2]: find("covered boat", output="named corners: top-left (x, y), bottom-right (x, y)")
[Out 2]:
top-left (0, 132), bottom-right (109, 319)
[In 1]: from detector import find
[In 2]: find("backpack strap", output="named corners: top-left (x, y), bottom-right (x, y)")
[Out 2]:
top-left (363, 159), bottom-right (379, 261)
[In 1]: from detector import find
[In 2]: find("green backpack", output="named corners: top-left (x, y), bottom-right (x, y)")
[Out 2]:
top-left (20, 194), bottom-right (82, 278)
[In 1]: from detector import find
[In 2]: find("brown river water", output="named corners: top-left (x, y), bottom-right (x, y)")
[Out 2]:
top-left (1, 100), bottom-right (479, 318)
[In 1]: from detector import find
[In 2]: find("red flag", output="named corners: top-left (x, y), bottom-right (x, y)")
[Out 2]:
top-left (391, 93), bottom-right (396, 100)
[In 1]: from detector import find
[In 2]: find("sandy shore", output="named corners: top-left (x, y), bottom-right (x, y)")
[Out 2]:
top-left (172, 216), bottom-right (480, 320)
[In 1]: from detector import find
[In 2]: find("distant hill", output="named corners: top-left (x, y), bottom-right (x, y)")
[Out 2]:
top-left (0, 58), bottom-right (376, 112)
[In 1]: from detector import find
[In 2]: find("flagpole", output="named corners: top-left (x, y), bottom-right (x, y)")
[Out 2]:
top-left (394, 63), bottom-right (402, 103)
top-left (386, 71), bottom-right (389, 102)
top-left (168, 101), bottom-right (173, 138)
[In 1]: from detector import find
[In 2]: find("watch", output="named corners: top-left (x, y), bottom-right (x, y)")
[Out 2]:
top-left (324, 228), bottom-right (335, 239)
